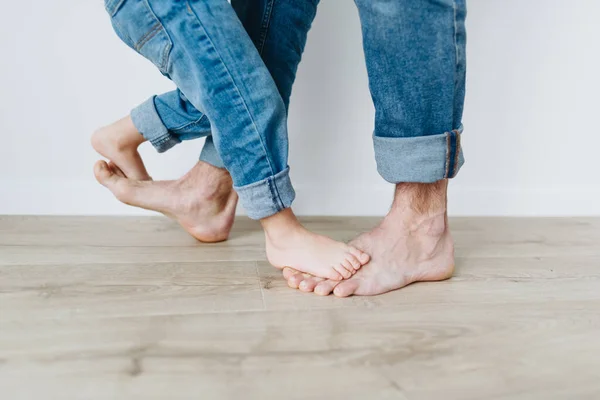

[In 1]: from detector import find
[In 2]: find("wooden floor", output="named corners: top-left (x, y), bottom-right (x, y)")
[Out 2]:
top-left (0, 216), bottom-right (599, 399)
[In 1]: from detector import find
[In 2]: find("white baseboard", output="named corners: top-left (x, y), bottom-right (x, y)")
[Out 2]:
top-left (0, 180), bottom-right (598, 216)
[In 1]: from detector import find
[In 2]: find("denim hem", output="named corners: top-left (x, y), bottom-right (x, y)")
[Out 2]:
top-left (373, 125), bottom-right (465, 183)
top-left (130, 96), bottom-right (181, 153)
top-left (234, 167), bottom-right (296, 220)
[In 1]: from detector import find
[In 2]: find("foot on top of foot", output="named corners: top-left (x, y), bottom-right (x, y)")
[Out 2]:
top-left (91, 116), bottom-right (152, 181)
top-left (285, 181), bottom-right (455, 296)
top-left (263, 209), bottom-right (370, 281)
top-left (94, 160), bottom-right (238, 243)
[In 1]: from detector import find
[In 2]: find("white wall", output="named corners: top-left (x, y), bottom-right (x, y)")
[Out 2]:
top-left (1, 0), bottom-right (598, 216)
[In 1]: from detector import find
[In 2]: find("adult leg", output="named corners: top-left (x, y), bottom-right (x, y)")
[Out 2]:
top-left (289, 0), bottom-right (467, 295)
top-left (96, 0), bottom-right (368, 278)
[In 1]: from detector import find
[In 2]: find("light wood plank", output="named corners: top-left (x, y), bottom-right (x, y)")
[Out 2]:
top-left (0, 244), bottom-right (267, 265)
top-left (0, 216), bottom-right (261, 247)
top-left (0, 262), bottom-right (265, 319)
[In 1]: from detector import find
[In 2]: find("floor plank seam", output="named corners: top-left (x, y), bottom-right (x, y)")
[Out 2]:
top-left (255, 261), bottom-right (267, 311)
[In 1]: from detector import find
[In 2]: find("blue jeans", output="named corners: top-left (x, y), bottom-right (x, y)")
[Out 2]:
top-left (356, 0), bottom-right (467, 182)
top-left (104, 0), bottom-right (466, 219)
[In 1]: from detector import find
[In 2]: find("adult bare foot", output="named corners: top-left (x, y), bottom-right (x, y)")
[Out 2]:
top-left (94, 160), bottom-right (237, 243)
top-left (91, 116), bottom-right (152, 181)
top-left (262, 208), bottom-right (370, 281)
top-left (286, 180), bottom-right (455, 296)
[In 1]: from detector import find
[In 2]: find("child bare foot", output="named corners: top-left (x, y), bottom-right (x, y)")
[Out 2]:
top-left (262, 208), bottom-right (370, 280)
top-left (91, 116), bottom-right (151, 181)
top-left (94, 160), bottom-right (237, 243)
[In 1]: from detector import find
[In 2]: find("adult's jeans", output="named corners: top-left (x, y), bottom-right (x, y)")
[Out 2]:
top-left (105, 0), bottom-right (318, 219)
top-left (355, 0), bottom-right (467, 182)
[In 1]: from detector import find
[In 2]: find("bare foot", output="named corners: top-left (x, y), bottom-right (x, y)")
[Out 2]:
top-left (91, 116), bottom-right (151, 181)
top-left (285, 180), bottom-right (455, 296)
top-left (262, 209), bottom-right (370, 281)
top-left (94, 160), bottom-right (237, 243)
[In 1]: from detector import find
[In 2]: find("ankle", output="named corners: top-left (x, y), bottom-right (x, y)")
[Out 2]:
top-left (385, 180), bottom-right (448, 236)
top-left (261, 208), bottom-right (303, 241)
top-left (178, 164), bottom-right (233, 202)
top-left (392, 180), bottom-right (447, 213)
top-left (172, 182), bottom-right (231, 220)
top-left (114, 129), bottom-right (145, 152)
top-left (95, 116), bottom-right (145, 150)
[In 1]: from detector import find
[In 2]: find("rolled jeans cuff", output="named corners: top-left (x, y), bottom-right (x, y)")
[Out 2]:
top-left (234, 167), bottom-right (296, 220)
top-left (373, 125), bottom-right (465, 183)
top-left (131, 97), bottom-right (181, 153)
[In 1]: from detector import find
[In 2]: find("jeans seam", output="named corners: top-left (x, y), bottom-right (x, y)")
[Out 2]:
top-left (106, 0), bottom-right (127, 16)
top-left (451, 0), bottom-right (463, 129)
top-left (152, 134), bottom-right (178, 146)
top-left (150, 135), bottom-right (180, 153)
top-left (452, 0), bottom-right (459, 67)
top-left (267, 177), bottom-right (284, 211)
top-left (256, 0), bottom-right (288, 210)
top-left (144, 0), bottom-right (173, 74)
top-left (135, 21), bottom-right (162, 51)
top-left (186, 1), bottom-right (280, 197)
top-left (444, 130), bottom-right (459, 178)
top-left (452, 130), bottom-right (461, 178)
top-left (153, 134), bottom-right (174, 144)
top-left (257, 0), bottom-right (275, 55)
top-left (170, 114), bottom-right (208, 133)
top-left (445, 132), bottom-right (451, 178)
top-left (451, 0), bottom-right (462, 179)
